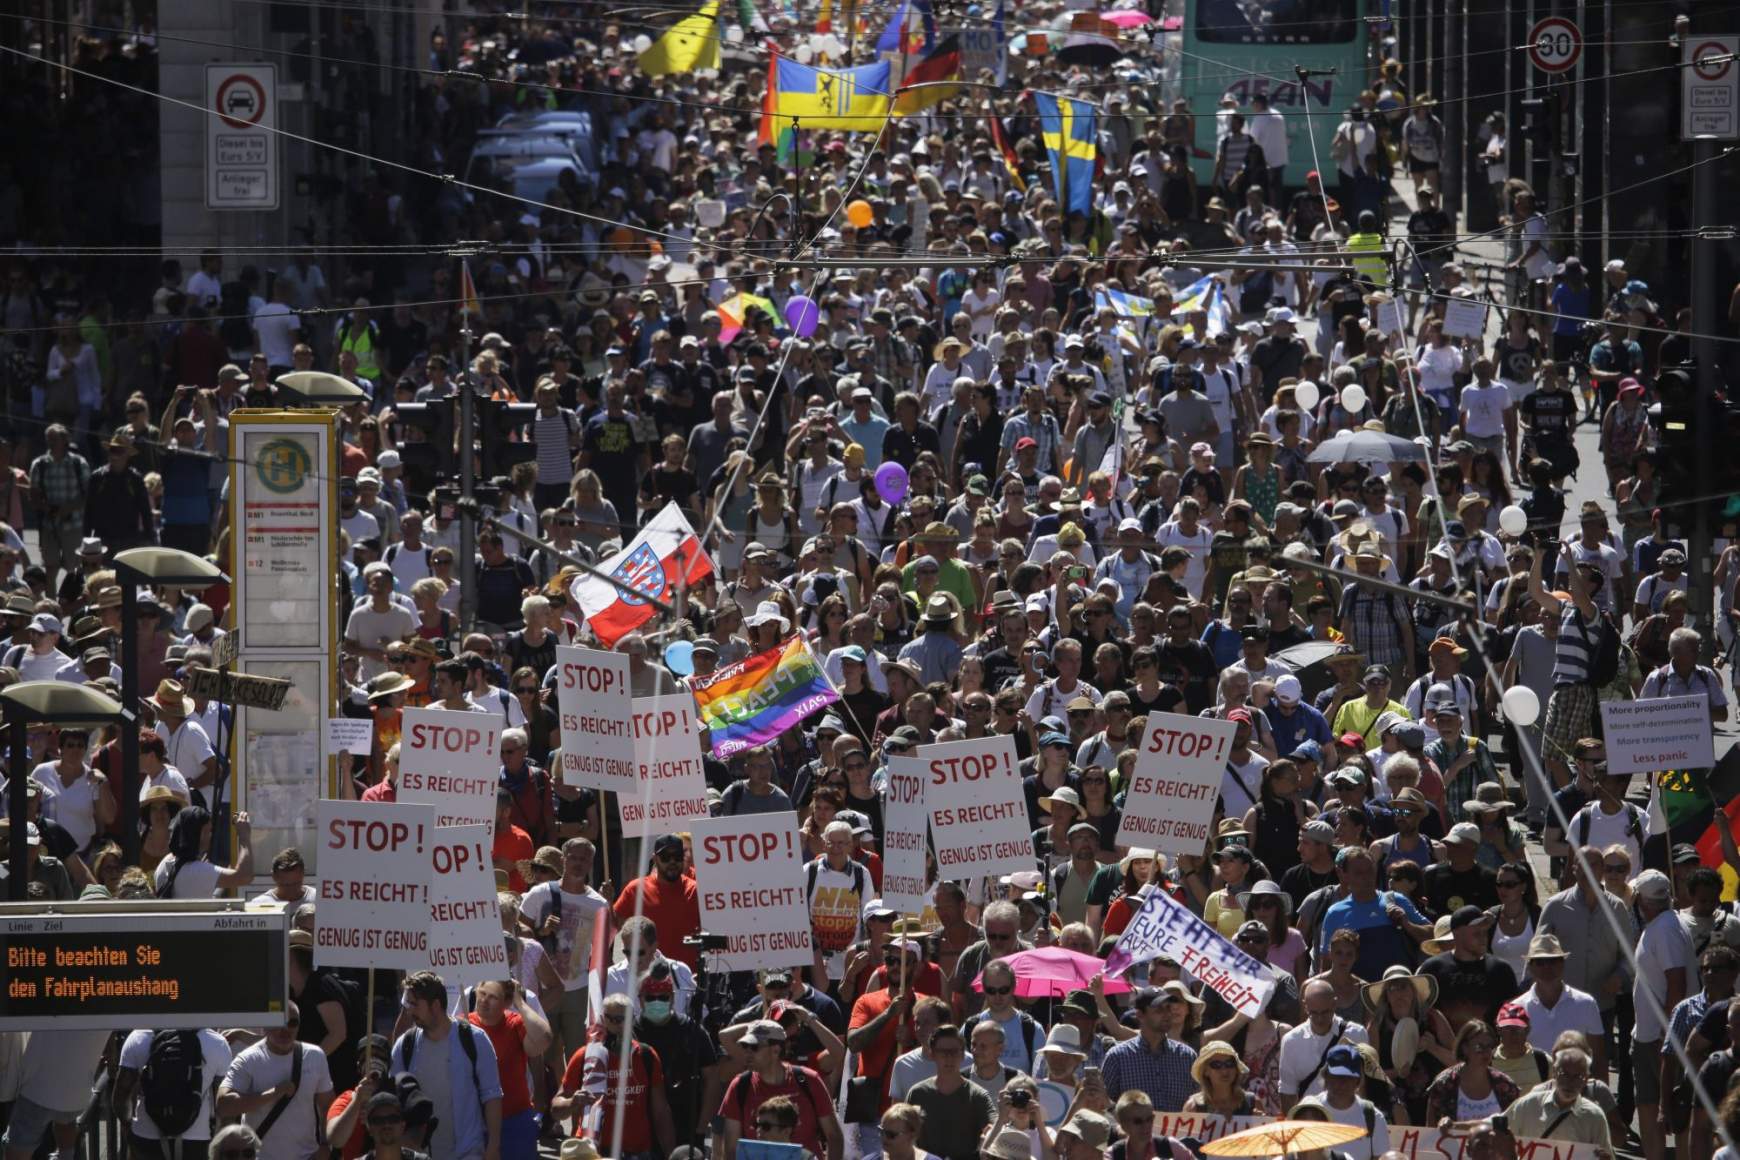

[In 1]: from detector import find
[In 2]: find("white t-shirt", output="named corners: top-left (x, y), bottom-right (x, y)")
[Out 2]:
top-left (1323, 1098), bottom-right (1390, 1159)
top-left (1278, 1019), bottom-right (1370, 1100)
top-left (1156, 522), bottom-right (1214, 597)
top-left (222, 1041), bottom-right (333, 1160)
top-left (154, 856), bottom-right (224, 899)
top-left (251, 302), bottom-right (301, 366)
top-left (31, 762), bottom-right (101, 851)
top-left (19, 1028), bottom-right (111, 1112)
top-left (520, 881), bottom-right (609, 991)
top-left (1519, 983), bottom-right (1604, 1056)
top-left (1460, 381), bottom-right (1513, 440)
top-left (1635, 909), bottom-right (1696, 1042)
top-left (1221, 753), bottom-right (1271, 817)
top-left (165, 718), bottom-right (216, 787)
top-left (807, 859), bottom-right (868, 980)
top-left (344, 604), bottom-right (417, 682)
top-left (119, 1028), bottom-right (233, 1140)
top-left (141, 765), bottom-right (192, 804)
top-left (1565, 803), bottom-right (1645, 877)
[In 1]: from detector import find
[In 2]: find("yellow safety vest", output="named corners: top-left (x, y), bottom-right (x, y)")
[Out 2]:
top-left (339, 317), bottom-right (382, 382)
top-left (1347, 231), bottom-right (1389, 287)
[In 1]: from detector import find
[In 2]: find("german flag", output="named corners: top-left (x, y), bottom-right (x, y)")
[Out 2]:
top-left (989, 109), bottom-right (1025, 191)
top-left (1656, 748), bottom-right (1740, 896)
top-left (893, 34), bottom-right (961, 115)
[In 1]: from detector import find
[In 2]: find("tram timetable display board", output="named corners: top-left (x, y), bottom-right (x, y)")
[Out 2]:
top-left (0, 907), bottom-right (289, 1029)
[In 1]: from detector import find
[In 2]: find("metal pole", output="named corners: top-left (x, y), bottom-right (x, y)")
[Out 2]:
top-left (458, 268), bottom-right (477, 636)
top-left (120, 572), bottom-right (141, 865)
top-left (1691, 134), bottom-right (1719, 634)
top-left (7, 714), bottom-right (24, 899)
top-left (476, 511), bottom-right (676, 614)
top-left (1443, 0), bottom-right (1463, 222)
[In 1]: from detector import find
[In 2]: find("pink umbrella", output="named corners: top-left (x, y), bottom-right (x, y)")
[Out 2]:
top-left (973, 947), bottom-right (1133, 999)
top-left (1101, 9), bottom-right (1153, 28)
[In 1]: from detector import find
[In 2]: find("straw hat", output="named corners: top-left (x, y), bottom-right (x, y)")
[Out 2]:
top-left (147, 678), bottom-right (195, 718)
top-left (1189, 1039), bottom-right (1249, 1086)
top-left (1362, 963), bottom-right (1439, 1015)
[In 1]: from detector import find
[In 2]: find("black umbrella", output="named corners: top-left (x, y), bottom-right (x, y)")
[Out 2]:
top-left (1275, 640), bottom-right (1348, 704)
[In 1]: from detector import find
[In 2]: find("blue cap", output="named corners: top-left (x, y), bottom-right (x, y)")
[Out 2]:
top-left (1039, 715), bottom-right (1067, 733)
top-left (1324, 1044), bottom-right (1362, 1077)
top-left (837, 644), bottom-right (867, 664)
top-left (1040, 731), bottom-right (1072, 749)
top-left (1290, 740), bottom-right (1323, 764)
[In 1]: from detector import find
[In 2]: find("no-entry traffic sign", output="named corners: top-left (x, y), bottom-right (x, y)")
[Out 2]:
top-left (1528, 17), bottom-right (1582, 74)
top-left (205, 63), bottom-right (278, 210)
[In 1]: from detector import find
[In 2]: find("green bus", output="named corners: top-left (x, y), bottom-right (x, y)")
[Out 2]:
top-left (1178, 0), bottom-right (1378, 189)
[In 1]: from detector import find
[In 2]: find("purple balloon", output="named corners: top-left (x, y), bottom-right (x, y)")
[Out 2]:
top-left (784, 294), bottom-right (821, 337)
top-left (874, 461), bottom-right (909, 505)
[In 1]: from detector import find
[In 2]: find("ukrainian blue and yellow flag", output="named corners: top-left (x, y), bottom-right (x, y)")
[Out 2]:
top-left (769, 58), bottom-right (892, 131)
top-left (1033, 92), bottom-right (1096, 218)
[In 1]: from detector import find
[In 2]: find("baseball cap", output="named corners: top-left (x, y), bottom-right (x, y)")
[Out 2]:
top-left (1300, 820), bottom-right (1336, 844)
top-left (1496, 1001), bottom-right (1530, 1029)
top-left (1443, 822), bottom-right (1482, 847)
top-left (1324, 1044), bottom-right (1362, 1077)
top-left (1274, 675), bottom-right (1302, 704)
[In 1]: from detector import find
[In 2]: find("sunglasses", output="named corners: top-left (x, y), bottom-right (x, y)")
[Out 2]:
top-left (514, 686), bottom-right (538, 695)
top-left (1205, 1058), bottom-right (1237, 1070)
top-left (1604, 862), bottom-right (1629, 872)
top-left (983, 985), bottom-right (1012, 996)
top-left (755, 1121), bottom-right (784, 1131)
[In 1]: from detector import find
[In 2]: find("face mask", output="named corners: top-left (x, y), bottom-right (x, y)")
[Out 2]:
top-left (642, 1000), bottom-right (673, 1022)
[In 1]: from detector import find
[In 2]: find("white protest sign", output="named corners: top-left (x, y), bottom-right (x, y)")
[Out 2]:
top-left (690, 812), bottom-right (813, 971)
top-left (315, 800), bottom-right (433, 971)
top-left (622, 695), bottom-right (711, 831)
top-left (1373, 295), bottom-right (1406, 337)
top-left (1386, 1127), bottom-right (1601, 1160)
top-left (397, 707), bottom-right (501, 838)
top-left (427, 824), bottom-right (512, 987)
top-left (1441, 296), bottom-right (1489, 338)
top-left (1116, 712), bottom-right (1239, 855)
top-left (1105, 885), bottom-right (1275, 1017)
top-left (554, 646), bottom-right (636, 795)
top-left (882, 757), bottom-right (930, 919)
top-left (1600, 694), bottom-right (1715, 776)
top-left (1153, 1115), bottom-right (1274, 1143)
top-left (922, 735), bottom-right (1033, 878)
top-left (326, 717), bottom-right (374, 754)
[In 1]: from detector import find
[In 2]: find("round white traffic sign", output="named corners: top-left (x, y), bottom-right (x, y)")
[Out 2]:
top-left (1528, 17), bottom-right (1582, 73)
top-left (1692, 40), bottom-right (1734, 82)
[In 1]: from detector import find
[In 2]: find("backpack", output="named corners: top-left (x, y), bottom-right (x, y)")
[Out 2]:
top-left (383, 542), bottom-right (432, 573)
top-left (966, 1009), bottom-right (1043, 1064)
top-left (140, 1030), bottom-right (206, 1139)
top-left (255, 1043), bottom-right (305, 1139)
top-left (397, 1020), bottom-right (483, 1107)
top-left (728, 1062), bottom-right (820, 1124)
top-left (1585, 611), bottom-right (1621, 688)
top-left (804, 858), bottom-right (870, 906)
top-left (1576, 802), bottom-right (1645, 850)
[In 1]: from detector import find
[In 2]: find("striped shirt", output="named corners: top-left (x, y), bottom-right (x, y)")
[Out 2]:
top-left (1550, 606), bottom-right (1598, 687)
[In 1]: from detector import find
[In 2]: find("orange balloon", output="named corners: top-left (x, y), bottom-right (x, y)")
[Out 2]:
top-left (846, 199), bottom-right (874, 229)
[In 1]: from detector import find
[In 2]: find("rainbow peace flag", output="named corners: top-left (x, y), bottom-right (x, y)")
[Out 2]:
top-left (690, 634), bottom-right (840, 757)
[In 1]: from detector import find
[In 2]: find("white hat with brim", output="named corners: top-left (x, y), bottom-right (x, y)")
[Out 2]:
top-left (744, 601), bottom-right (790, 632)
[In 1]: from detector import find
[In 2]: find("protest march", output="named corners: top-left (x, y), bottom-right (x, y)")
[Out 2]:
top-left (7, 2), bottom-right (1740, 1160)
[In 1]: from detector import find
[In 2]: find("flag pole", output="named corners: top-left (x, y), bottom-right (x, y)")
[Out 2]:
top-left (458, 258), bottom-right (478, 635)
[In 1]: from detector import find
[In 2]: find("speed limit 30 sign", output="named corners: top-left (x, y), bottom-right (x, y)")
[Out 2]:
top-left (1528, 17), bottom-right (1582, 74)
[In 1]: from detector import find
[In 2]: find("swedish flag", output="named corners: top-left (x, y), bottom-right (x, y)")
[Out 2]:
top-left (771, 58), bottom-right (892, 131)
top-left (1034, 92), bottom-right (1097, 219)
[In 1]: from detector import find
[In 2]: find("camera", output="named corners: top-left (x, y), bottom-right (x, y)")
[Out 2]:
top-left (1009, 1090), bottom-right (1032, 1109)
top-left (683, 932), bottom-right (731, 951)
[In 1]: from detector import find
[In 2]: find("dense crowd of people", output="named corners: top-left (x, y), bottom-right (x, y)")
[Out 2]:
top-left (4, 6), bottom-right (1740, 1160)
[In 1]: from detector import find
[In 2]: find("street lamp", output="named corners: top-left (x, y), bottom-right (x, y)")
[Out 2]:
top-left (4, 681), bottom-right (129, 900)
top-left (113, 547), bottom-right (228, 865)
top-left (274, 371), bottom-right (371, 408)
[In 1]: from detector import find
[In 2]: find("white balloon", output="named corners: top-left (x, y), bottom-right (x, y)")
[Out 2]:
top-left (1499, 504), bottom-right (1529, 537)
top-left (1340, 384), bottom-right (1368, 413)
top-left (1293, 380), bottom-right (1320, 411)
top-left (632, 33), bottom-right (653, 53)
top-left (794, 42), bottom-right (815, 63)
top-left (725, 24), bottom-right (745, 42)
top-left (1502, 685), bottom-right (1541, 728)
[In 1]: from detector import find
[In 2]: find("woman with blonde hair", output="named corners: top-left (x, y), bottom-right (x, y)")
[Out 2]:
top-left (568, 469), bottom-right (620, 554)
top-left (1422, 1019), bottom-right (1520, 1126)
top-left (409, 576), bottom-right (452, 642)
top-left (1311, 927), bottom-right (1369, 1022)
top-left (1183, 1040), bottom-right (1256, 1117)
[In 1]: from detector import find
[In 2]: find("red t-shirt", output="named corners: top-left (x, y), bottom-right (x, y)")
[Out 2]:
top-left (848, 989), bottom-right (913, 1105)
top-left (865, 960), bottom-right (944, 997)
top-left (493, 823), bottom-right (535, 893)
top-left (854, 850), bottom-right (884, 892)
top-left (360, 780), bottom-right (397, 803)
top-left (718, 1064), bottom-right (834, 1155)
top-left (325, 1088), bottom-right (369, 1160)
top-left (559, 1040), bottom-right (664, 1153)
top-left (612, 873), bottom-right (703, 970)
top-left (469, 1010), bottom-right (532, 1117)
